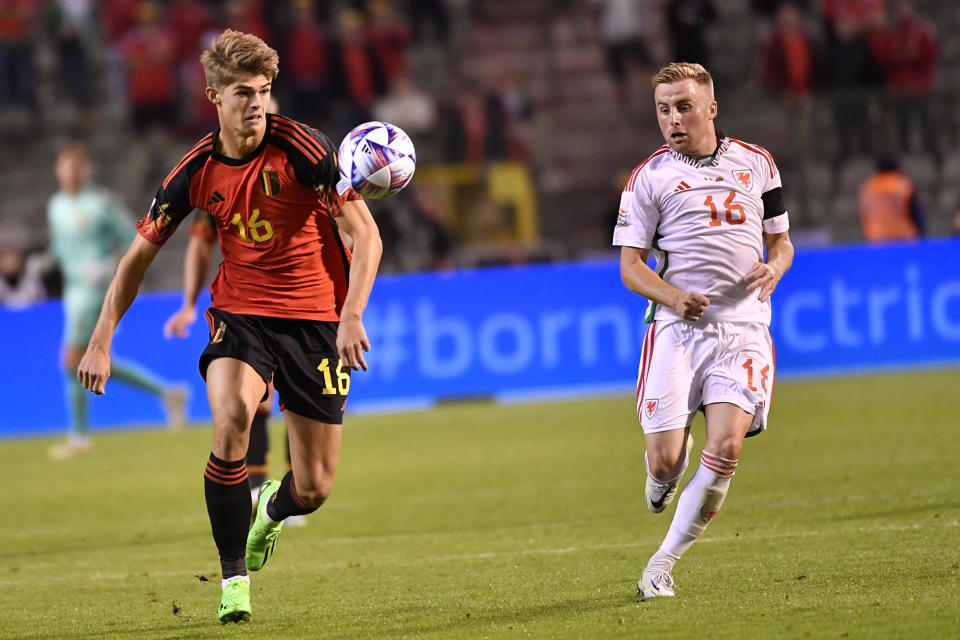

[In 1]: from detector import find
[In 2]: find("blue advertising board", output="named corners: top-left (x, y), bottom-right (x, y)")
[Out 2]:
top-left (2, 238), bottom-right (958, 436)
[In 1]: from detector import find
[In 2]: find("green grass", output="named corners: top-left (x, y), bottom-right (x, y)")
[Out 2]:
top-left (1, 370), bottom-right (958, 639)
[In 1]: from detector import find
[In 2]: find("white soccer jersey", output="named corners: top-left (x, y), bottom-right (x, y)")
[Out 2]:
top-left (612, 136), bottom-right (790, 324)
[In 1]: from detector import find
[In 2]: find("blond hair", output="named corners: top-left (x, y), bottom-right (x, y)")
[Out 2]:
top-left (200, 29), bottom-right (279, 90)
top-left (651, 62), bottom-right (713, 91)
top-left (55, 140), bottom-right (89, 163)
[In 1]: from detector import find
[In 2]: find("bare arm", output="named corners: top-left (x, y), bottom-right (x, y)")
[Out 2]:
top-left (620, 246), bottom-right (709, 322)
top-left (77, 235), bottom-right (160, 394)
top-left (334, 199), bottom-right (383, 371)
top-left (164, 234), bottom-right (214, 338)
top-left (744, 230), bottom-right (794, 302)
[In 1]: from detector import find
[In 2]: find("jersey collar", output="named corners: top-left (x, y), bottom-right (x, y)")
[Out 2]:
top-left (670, 133), bottom-right (730, 168)
top-left (211, 115), bottom-right (272, 166)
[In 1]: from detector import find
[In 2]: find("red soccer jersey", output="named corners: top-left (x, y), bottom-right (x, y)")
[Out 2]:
top-left (137, 114), bottom-right (360, 321)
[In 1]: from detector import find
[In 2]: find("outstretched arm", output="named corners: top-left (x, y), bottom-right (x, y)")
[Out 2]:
top-left (745, 230), bottom-right (794, 302)
top-left (620, 246), bottom-right (710, 322)
top-left (334, 199), bottom-right (383, 371)
top-left (164, 234), bottom-right (214, 338)
top-left (77, 235), bottom-right (160, 394)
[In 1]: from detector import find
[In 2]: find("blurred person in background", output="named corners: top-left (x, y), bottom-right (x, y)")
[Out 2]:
top-left (365, 0), bottom-right (412, 93)
top-left (857, 155), bottom-right (925, 242)
top-left (0, 245), bottom-right (50, 307)
top-left (46, 0), bottom-right (98, 132)
top-left (750, 0), bottom-right (811, 20)
top-left (590, 0), bottom-right (656, 114)
top-left (760, 2), bottom-right (816, 168)
top-left (75, 30), bottom-right (382, 623)
top-left (99, 0), bottom-right (139, 104)
top-left (821, 0), bottom-right (886, 163)
top-left (122, 1), bottom-right (179, 200)
top-left (334, 8), bottom-right (379, 128)
top-left (406, 0), bottom-right (449, 43)
top-left (283, 0), bottom-right (332, 124)
top-left (122, 1), bottom-right (178, 134)
top-left (0, 0), bottom-right (41, 116)
top-left (372, 187), bottom-right (453, 273)
top-left (372, 71), bottom-right (437, 142)
top-left (167, 0), bottom-right (215, 68)
top-left (666, 0), bottom-right (716, 67)
top-left (873, 0), bottom-right (939, 162)
top-left (614, 63), bottom-right (793, 598)
top-left (482, 67), bottom-right (535, 162)
top-left (47, 142), bottom-right (188, 460)
top-left (222, 0), bottom-right (271, 42)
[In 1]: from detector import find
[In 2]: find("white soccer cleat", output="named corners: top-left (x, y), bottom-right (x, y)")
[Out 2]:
top-left (645, 433), bottom-right (693, 513)
top-left (48, 434), bottom-right (93, 460)
top-left (638, 568), bottom-right (676, 598)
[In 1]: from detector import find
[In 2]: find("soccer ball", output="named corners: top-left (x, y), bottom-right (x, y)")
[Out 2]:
top-left (337, 121), bottom-right (416, 199)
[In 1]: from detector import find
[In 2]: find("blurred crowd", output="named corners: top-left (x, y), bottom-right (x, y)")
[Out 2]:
top-left (0, 0), bottom-right (535, 163)
top-left (756, 0), bottom-right (939, 166)
top-left (0, 0), bottom-right (957, 307)
top-left (592, 0), bottom-right (940, 163)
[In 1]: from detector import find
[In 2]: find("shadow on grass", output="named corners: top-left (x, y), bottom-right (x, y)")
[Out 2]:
top-left (318, 592), bottom-right (643, 639)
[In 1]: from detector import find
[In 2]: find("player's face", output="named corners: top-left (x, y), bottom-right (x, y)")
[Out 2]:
top-left (654, 79), bottom-right (718, 157)
top-left (210, 74), bottom-right (272, 139)
top-left (54, 151), bottom-right (91, 194)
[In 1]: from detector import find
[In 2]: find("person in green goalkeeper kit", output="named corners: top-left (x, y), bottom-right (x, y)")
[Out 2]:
top-left (46, 141), bottom-right (188, 459)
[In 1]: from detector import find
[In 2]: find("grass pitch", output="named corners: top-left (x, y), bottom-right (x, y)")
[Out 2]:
top-left (1, 370), bottom-right (958, 639)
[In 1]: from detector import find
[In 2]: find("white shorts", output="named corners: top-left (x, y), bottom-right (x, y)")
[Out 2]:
top-left (635, 320), bottom-right (776, 436)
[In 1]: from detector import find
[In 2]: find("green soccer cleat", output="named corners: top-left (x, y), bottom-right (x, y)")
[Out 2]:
top-left (246, 479), bottom-right (283, 571)
top-left (218, 577), bottom-right (251, 623)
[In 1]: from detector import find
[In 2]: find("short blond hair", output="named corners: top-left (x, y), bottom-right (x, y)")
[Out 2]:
top-left (651, 62), bottom-right (713, 91)
top-left (55, 140), bottom-right (89, 163)
top-left (200, 29), bottom-right (279, 90)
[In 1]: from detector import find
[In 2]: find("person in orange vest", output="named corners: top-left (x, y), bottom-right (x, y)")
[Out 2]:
top-left (857, 155), bottom-right (926, 242)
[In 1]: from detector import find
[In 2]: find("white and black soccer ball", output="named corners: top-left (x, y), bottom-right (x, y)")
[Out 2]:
top-left (337, 121), bottom-right (416, 199)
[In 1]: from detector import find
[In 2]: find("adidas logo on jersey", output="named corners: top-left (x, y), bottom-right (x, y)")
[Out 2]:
top-left (673, 181), bottom-right (692, 192)
top-left (208, 191), bottom-right (226, 205)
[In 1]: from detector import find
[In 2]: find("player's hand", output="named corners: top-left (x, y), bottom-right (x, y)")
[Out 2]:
top-left (744, 261), bottom-right (781, 302)
top-left (337, 315), bottom-right (370, 372)
top-left (164, 306), bottom-right (196, 338)
top-left (77, 343), bottom-right (111, 395)
top-left (675, 291), bottom-right (709, 322)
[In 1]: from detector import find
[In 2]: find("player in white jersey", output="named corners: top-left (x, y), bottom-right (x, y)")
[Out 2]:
top-left (612, 62), bottom-right (794, 597)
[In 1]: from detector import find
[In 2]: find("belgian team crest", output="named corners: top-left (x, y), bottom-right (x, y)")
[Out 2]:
top-left (731, 169), bottom-right (753, 191)
top-left (644, 398), bottom-right (659, 419)
top-left (211, 320), bottom-right (226, 344)
top-left (259, 166), bottom-right (281, 197)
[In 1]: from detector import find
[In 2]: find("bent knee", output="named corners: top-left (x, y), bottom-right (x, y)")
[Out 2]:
top-left (706, 438), bottom-right (742, 462)
top-left (213, 403), bottom-right (254, 434)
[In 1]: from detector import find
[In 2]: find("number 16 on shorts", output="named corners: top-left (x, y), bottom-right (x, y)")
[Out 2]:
top-left (741, 357), bottom-right (770, 394)
top-left (317, 357), bottom-right (350, 395)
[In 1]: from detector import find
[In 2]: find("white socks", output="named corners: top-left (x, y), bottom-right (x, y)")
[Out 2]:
top-left (221, 574), bottom-right (250, 590)
top-left (647, 451), bottom-right (737, 572)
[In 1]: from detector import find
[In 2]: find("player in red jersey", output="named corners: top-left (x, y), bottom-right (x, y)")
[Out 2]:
top-left (77, 30), bottom-right (383, 623)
